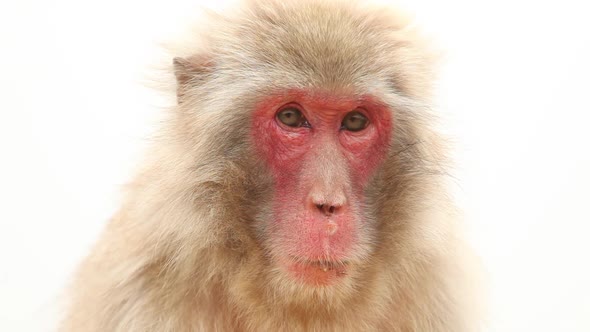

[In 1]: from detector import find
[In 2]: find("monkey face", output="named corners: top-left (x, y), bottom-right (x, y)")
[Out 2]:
top-left (251, 89), bottom-right (393, 286)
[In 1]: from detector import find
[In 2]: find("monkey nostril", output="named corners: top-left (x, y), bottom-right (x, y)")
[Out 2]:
top-left (316, 203), bottom-right (337, 216)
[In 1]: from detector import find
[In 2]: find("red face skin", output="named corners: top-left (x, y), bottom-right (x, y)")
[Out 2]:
top-left (251, 90), bottom-right (393, 286)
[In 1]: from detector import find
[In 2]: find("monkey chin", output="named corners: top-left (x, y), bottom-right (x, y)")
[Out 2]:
top-left (285, 258), bottom-right (350, 286)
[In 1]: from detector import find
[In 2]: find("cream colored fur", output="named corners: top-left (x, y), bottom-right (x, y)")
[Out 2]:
top-left (61, 1), bottom-right (481, 331)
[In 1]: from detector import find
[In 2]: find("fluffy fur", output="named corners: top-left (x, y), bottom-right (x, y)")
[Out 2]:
top-left (61, 0), bottom-right (481, 331)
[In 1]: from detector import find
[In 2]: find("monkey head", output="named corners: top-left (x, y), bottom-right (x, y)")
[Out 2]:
top-left (173, 0), bottom-right (435, 297)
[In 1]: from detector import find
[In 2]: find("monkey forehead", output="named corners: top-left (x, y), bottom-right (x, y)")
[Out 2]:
top-left (206, 0), bottom-right (434, 98)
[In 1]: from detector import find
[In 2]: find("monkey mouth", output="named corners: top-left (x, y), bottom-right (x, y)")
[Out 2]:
top-left (285, 257), bottom-right (350, 285)
top-left (287, 255), bottom-right (350, 268)
top-left (300, 259), bottom-right (349, 271)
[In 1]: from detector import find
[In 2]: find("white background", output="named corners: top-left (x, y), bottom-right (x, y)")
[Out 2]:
top-left (1, 0), bottom-right (589, 331)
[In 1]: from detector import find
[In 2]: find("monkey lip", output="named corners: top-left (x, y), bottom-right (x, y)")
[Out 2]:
top-left (285, 258), bottom-right (350, 286)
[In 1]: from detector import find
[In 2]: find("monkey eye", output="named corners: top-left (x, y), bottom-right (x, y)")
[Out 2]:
top-left (277, 106), bottom-right (309, 128)
top-left (341, 110), bottom-right (369, 132)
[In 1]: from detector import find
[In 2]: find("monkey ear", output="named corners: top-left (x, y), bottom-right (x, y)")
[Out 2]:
top-left (173, 56), bottom-right (212, 103)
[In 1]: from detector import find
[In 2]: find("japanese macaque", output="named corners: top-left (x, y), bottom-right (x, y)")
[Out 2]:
top-left (61, 0), bottom-right (481, 331)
